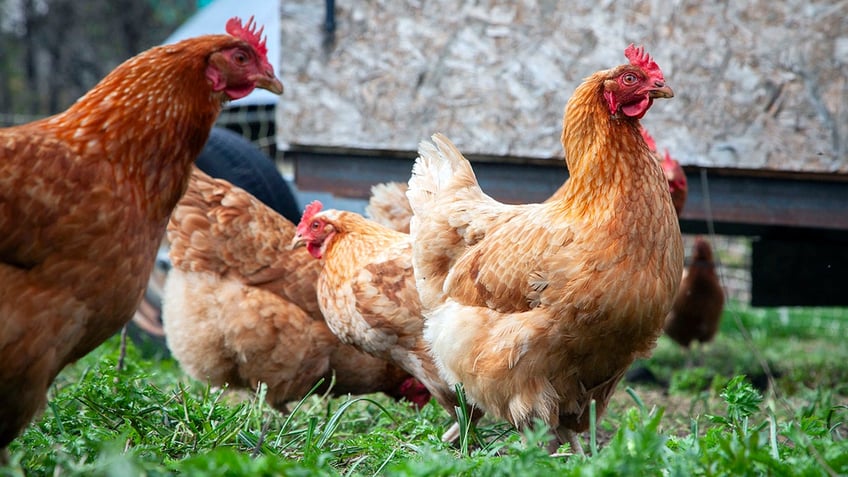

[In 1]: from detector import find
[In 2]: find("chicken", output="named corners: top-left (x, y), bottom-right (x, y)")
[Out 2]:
top-left (0, 17), bottom-right (283, 450)
top-left (661, 150), bottom-right (688, 217)
top-left (366, 181), bottom-right (414, 234)
top-left (405, 45), bottom-right (682, 454)
top-left (640, 127), bottom-right (688, 216)
top-left (163, 170), bottom-right (429, 410)
top-left (664, 236), bottom-right (725, 349)
top-left (291, 201), bottom-right (472, 442)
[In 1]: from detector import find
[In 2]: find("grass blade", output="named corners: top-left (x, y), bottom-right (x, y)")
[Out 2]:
top-left (48, 400), bottom-right (66, 436)
top-left (454, 383), bottom-right (472, 456)
top-left (768, 413), bottom-right (779, 460)
top-left (626, 387), bottom-right (646, 413)
top-left (317, 397), bottom-right (396, 448)
top-left (589, 399), bottom-right (598, 457)
top-left (371, 447), bottom-right (398, 476)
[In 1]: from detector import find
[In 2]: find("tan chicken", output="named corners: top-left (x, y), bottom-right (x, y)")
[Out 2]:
top-left (405, 45), bottom-right (682, 454)
top-left (0, 17), bottom-right (283, 450)
top-left (291, 201), bottom-right (472, 441)
top-left (162, 170), bottom-right (429, 411)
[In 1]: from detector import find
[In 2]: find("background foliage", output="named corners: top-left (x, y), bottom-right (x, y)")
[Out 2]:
top-left (0, 0), bottom-right (195, 120)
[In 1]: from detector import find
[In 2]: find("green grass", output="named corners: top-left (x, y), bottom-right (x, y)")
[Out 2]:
top-left (3, 304), bottom-right (847, 476)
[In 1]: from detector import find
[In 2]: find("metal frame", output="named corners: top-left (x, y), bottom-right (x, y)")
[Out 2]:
top-left (289, 148), bottom-right (848, 238)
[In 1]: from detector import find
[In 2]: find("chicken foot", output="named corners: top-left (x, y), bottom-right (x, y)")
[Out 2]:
top-left (441, 421), bottom-right (461, 443)
top-left (550, 427), bottom-right (585, 457)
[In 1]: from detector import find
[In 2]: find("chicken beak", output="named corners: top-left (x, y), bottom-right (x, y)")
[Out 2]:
top-left (290, 234), bottom-right (306, 250)
top-left (256, 76), bottom-right (284, 95)
top-left (649, 82), bottom-right (674, 99)
top-left (254, 69), bottom-right (284, 95)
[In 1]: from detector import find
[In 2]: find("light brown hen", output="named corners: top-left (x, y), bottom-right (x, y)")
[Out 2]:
top-left (406, 45), bottom-right (683, 454)
top-left (292, 202), bottom-right (474, 442)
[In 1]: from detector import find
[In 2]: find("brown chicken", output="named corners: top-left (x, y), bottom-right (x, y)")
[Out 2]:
top-left (0, 17), bottom-right (283, 450)
top-left (664, 236), bottom-right (725, 349)
top-left (405, 45), bottom-right (682, 454)
top-left (291, 201), bottom-right (470, 442)
top-left (163, 170), bottom-right (429, 410)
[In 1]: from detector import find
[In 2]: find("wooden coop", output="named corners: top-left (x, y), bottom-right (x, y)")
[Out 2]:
top-left (276, 1), bottom-right (848, 307)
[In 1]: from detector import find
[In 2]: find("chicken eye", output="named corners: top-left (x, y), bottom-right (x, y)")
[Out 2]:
top-left (233, 51), bottom-right (249, 65)
top-left (622, 73), bottom-right (638, 85)
top-left (311, 220), bottom-right (320, 231)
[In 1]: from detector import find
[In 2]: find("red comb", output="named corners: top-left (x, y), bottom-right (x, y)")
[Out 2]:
top-left (640, 126), bottom-right (657, 152)
top-left (301, 200), bottom-right (323, 223)
top-left (625, 44), bottom-right (662, 79)
top-left (226, 16), bottom-right (268, 58)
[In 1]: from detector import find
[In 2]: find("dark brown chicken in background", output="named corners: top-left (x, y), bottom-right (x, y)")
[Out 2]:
top-left (0, 17), bottom-right (283, 451)
top-left (664, 236), bottom-right (725, 349)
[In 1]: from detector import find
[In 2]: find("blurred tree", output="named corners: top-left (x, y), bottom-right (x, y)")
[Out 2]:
top-left (0, 0), bottom-right (196, 118)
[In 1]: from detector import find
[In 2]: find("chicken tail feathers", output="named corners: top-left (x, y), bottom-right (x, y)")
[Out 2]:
top-left (406, 134), bottom-right (488, 310)
top-left (406, 134), bottom-right (479, 218)
top-left (365, 181), bottom-right (412, 234)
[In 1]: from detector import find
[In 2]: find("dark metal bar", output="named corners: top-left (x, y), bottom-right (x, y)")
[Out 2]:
top-left (290, 149), bottom-right (566, 204)
top-left (680, 167), bottom-right (848, 234)
top-left (325, 0), bottom-right (336, 33)
top-left (289, 149), bottom-right (848, 237)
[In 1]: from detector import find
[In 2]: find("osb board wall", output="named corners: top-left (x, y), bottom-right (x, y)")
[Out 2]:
top-left (277, 1), bottom-right (847, 173)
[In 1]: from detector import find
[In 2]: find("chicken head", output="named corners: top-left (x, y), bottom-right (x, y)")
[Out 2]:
top-left (291, 200), bottom-right (336, 259)
top-left (205, 16), bottom-right (284, 99)
top-left (602, 44), bottom-right (673, 119)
